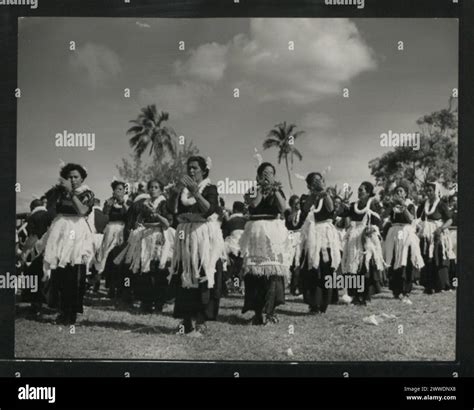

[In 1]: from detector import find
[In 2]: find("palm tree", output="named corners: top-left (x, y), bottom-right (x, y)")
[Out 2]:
top-left (263, 121), bottom-right (304, 190)
top-left (127, 104), bottom-right (176, 159)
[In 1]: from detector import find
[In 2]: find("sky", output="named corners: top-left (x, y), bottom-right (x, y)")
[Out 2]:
top-left (16, 17), bottom-right (458, 212)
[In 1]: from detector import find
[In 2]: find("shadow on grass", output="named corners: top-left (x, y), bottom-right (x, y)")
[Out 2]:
top-left (215, 313), bottom-right (252, 326)
top-left (78, 319), bottom-right (176, 334)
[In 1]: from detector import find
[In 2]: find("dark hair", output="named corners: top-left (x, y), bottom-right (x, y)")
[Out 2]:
top-left (425, 181), bottom-right (437, 191)
top-left (147, 179), bottom-right (164, 191)
top-left (187, 156), bottom-right (209, 178)
top-left (232, 201), bottom-right (245, 214)
top-left (289, 194), bottom-right (300, 207)
top-left (394, 180), bottom-right (411, 197)
top-left (257, 162), bottom-right (276, 178)
top-left (93, 198), bottom-right (101, 206)
top-left (219, 197), bottom-right (225, 208)
top-left (360, 181), bottom-right (375, 197)
top-left (30, 199), bottom-right (43, 211)
top-left (111, 180), bottom-right (126, 191)
top-left (60, 163), bottom-right (87, 180)
top-left (305, 172), bottom-right (323, 186)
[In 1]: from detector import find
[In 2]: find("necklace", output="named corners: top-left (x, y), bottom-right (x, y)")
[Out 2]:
top-left (354, 197), bottom-right (372, 215)
top-left (313, 197), bottom-right (324, 213)
top-left (424, 197), bottom-right (439, 216)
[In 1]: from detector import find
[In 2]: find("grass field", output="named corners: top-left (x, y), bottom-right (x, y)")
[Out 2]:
top-left (15, 285), bottom-right (456, 361)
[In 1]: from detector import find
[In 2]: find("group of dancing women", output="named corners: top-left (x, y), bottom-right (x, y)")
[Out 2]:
top-left (21, 156), bottom-right (457, 336)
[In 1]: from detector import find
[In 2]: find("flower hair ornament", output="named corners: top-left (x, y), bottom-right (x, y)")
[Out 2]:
top-left (206, 156), bottom-right (212, 171)
top-left (58, 159), bottom-right (88, 174)
top-left (253, 148), bottom-right (263, 167)
top-left (321, 165), bottom-right (331, 177)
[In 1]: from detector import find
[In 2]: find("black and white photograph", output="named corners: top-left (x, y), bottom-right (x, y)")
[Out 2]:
top-left (14, 17), bottom-right (458, 362)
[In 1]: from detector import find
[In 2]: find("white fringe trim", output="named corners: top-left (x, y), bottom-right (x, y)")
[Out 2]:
top-left (300, 216), bottom-right (341, 270)
top-left (383, 224), bottom-right (424, 271)
top-left (95, 222), bottom-right (124, 273)
top-left (171, 217), bottom-right (225, 289)
top-left (239, 219), bottom-right (291, 279)
top-left (341, 222), bottom-right (386, 274)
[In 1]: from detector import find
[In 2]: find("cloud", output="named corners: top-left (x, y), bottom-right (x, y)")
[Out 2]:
top-left (174, 42), bottom-right (229, 83)
top-left (232, 18), bottom-right (377, 104)
top-left (136, 21), bottom-right (151, 28)
top-left (70, 43), bottom-right (122, 85)
top-left (138, 81), bottom-right (213, 117)
top-left (138, 18), bottom-right (376, 116)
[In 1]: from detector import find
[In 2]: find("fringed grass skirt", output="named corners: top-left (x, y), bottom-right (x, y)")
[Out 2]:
top-left (43, 215), bottom-right (94, 272)
top-left (448, 227), bottom-right (457, 261)
top-left (383, 223), bottom-right (424, 271)
top-left (172, 220), bottom-right (225, 289)
top-left (95, 222), bottom-right (124, 273)
top-left (239, 219), bottom-right (291, 280)
top-left (341, 222), bottom-right (386, 275)
top-left (418, 220), bottom-right (455, 264)
top-left (114, 226), bottom-right (175, 274)
top-left (224, 229), bottom-right (244, 257)
top-left (288, 230), bottom-right (302, 267)
top-left (300, 218), bottom-right (341, 270)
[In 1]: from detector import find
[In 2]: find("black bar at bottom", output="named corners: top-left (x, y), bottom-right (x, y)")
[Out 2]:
top-left (0, 377), bottom-right (473, 409)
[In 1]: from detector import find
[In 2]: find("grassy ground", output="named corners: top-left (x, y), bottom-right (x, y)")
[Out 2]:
top-left (15, 284), bottom-right (456, 361)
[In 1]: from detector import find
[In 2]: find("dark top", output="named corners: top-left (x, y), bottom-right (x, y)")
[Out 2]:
top-left (450, 208), bottom-right (458, 227)
top-left (312, 199), bottom-right (334, 222)
top-left (417, 200), bottom-right (451, 222)
top-left (138, 198), bottom-right (173, 225)
top-left (26, 210), bottom-right (52, 238)
top-left (284, 209), bottom-right (304, 230)
top-left (222, 215), bottom-right (248, 238)
top-left (177, 185), bottom-right (219, 219)
top-left (92, 208), bottom-right (109, 234)
top-left (124, 197), bottom-right (173, 241)
top-left (390, 203), bottom-right (416, 224)
top-left (249, 190), bottom-right (285, 217)
top-left (333, 205), bottom-right (349, 229)
top-left (345, 199), bottom-right (382, 227)
top-left (103, 199), bottom-right (128, 223)
top-left (48, 186), bottom-right (95, 217)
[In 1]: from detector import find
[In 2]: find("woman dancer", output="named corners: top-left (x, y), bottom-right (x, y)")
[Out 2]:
top-left (171, 156), bottom-right (225, 336)
top-left (284, 195), bottom-right (304, 296)
top-left (240, 162), bottom-right (290, 325)
top-left (417, 182), bottom-right (454, 294)
top-left (333, 195), bottom-right (350, 304)
top-left (299, 173), bottom-right (341, 314)
top-left (447, 193), bottom-right (457, 288)
top-left (341, 182), bottom-right (386, 305)
top-left (222, 201), bottom-right (247, 293)
top-left (383, 182), bottom-right (424, 304)
top-left (115, 180), bottom-right (174, 313)
top-left (96, 180), bottom-right (128, 298)
top-left (42, 163), bottom-right (95, 324)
